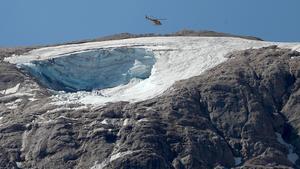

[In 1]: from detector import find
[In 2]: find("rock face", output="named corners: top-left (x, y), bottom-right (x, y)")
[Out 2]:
top-left (0, 41), bottom-right (300, 169)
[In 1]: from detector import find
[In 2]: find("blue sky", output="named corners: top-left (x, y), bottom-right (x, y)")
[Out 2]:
top-left (1, 0), bottom-right (300, 47)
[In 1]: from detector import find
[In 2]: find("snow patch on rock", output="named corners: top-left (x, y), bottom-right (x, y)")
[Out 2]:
top-left (91, 150), bottom-right (134, 169)
top-left (0, 83), bottom-right (20, 95)
top-left (4, 98), bottom-right (23, 109)
top-left (110, 151), bottom-right (133, 162)
top-left (123, 118), bottom-right (130, 126)
top-left (0, 117), bottom-right (3, 126)
top-left (234, 157), bottom-right (242, 166)
top-left (45, 105), bottom-right (88, 114)
top-left (16, 162), bottom-right (23, 168)
top-left (100, 119), bottom-right (109, 125)
top-left (137, 118), bottom-right (150, 123)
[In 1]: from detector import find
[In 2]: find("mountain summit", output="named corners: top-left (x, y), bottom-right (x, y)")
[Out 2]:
top-left (1, 32), bottom-right (300, 168)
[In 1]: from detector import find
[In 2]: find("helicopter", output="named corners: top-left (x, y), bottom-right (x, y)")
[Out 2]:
top-left (145, 15), bottom-right (166, 25)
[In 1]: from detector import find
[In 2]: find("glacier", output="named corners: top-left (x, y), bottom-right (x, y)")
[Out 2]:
top-left (4, 37), bottom-right (300, 106)
top-left (20, 48), bottom-right (155, 92)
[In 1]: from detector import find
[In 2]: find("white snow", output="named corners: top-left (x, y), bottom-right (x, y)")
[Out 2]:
top-left (21, 130), bottom-right (30, 152)
top-left (90, 161), bottom-right (106, 169)
top-left (91, 150), bottom-right (134, 169)
top-left (0, 81), bottom-right (40, 106)
top-left (123, 118), bottom-right (130, 126)
top-left (110, 151), bottom-right (133, 162)
top-left (0, 117), bottom-right (3, 126)
top-left (16, 162), bottom-right (23, 168)
top-left (14, 98), bottom-right (23, 103)
top-left (45, 106), bottom-right (88, 114)
top-left (99, 118), bottom-right (122, 127)
top-left (0, 83), bottom-right (20, 95)
top-left (4, 37), bottom-right (300, 106)
top-left (4, 98), bottom-right (22, 109)
top-left (28, 98), bottom-right (38, 101)
top-left (137, 118), bottom-right (149, 123)
top-left (100, 119), bottom-right (109, 125)
top-left (276, 132), bottom-right (299, 164)
top-left (234, 157), bottom-right (242, 166)
top-left (57, 115), bottom-right (79, 121)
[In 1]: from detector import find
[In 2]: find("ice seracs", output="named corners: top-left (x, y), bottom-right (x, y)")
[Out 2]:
top-left (19, 48), bottom-right (155, 92)
top-left (4, 37), bottom-right (300, 106)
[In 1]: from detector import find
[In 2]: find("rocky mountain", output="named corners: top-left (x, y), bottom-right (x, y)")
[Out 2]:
top-left (0, 31), bottom-right (300, 169)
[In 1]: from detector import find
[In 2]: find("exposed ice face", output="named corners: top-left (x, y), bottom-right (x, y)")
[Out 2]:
top-left (20, 48), bottom-right (155, 92)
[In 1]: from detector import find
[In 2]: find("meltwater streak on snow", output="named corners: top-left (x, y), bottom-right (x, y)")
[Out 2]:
top-left (4, 37), bottom-right (300, 106)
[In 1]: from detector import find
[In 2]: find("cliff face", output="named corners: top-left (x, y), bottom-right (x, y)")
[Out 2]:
top-left (0, 37), bottom-right (300, 168)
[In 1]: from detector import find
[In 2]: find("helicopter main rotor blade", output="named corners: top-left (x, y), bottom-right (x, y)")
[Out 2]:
top-left (147, 15), bottom-right (167, 20)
